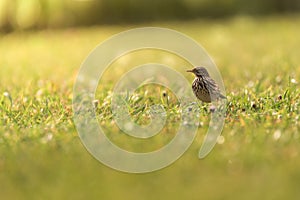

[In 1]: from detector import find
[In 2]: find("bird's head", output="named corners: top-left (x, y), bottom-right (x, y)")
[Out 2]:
top-left (187, 67), bottom-right (210, 77)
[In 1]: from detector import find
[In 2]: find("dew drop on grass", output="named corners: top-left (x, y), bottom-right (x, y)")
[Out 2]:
top-left (276, 75), bottom-right (282, 83)
top-left (35, 89), bottom-right (44, 98)
top-left (41, 133), bottom-right (53, 144)
top-left (3, 91), bottom-right (9, 97)
top-left (247, 81), bottom-right (254, 88)
top-left (217, 135), bottom-right (225, 144)
top-left (3, 91), bottom-right (12, 105)
top-left (124, 122), bottom-right (133, 131)
top-left (199, 121), bottom-right (204, 127)
top-left (273, 130), bottom-right (281, 141)
top-left (291, 78), bottom-right (297, 84)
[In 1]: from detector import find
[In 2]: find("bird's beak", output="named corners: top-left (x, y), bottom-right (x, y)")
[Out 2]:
top-left (186, 69), bottom-right (193, 73)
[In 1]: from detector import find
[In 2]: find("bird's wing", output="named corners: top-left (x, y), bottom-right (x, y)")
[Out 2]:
top-left (207, 78), bottom-right (226, 98)
top-left (206, 78), bottom-right (220, 92)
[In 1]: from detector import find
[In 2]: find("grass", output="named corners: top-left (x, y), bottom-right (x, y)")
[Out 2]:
top-left (1, 15), bottom-right (300, 199)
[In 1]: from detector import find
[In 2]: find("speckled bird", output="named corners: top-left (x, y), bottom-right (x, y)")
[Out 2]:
top-left (187, 67), bottom-right (226, 103)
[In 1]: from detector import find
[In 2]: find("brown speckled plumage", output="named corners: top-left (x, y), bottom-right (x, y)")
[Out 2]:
top-left (187, 67), bottom-right (226, 103)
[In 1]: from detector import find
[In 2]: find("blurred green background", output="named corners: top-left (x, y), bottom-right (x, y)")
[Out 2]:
top-left (1, 0), bottom-right (300, 31)
top-left (1, 1), bottom-right (300, 200)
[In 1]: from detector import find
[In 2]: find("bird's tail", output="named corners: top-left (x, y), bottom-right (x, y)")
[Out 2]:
top-left (219, 93), bottom-right (227, 99)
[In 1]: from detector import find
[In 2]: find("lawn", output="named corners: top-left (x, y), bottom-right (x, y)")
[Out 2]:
top-left (1, 15), bottom-right (300, 200)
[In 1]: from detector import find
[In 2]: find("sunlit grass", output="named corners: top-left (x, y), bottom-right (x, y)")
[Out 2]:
top-left (0, 16), bottom-right (300, 199)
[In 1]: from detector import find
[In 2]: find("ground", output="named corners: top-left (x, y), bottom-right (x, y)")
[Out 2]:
top-left (0, 15), bottom-right (300, 199)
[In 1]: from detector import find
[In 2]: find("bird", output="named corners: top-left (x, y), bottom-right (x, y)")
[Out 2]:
top-left (187, 66), bottom-right (226, 103)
